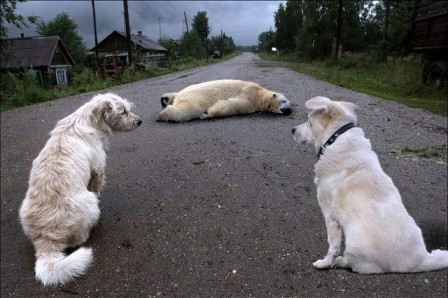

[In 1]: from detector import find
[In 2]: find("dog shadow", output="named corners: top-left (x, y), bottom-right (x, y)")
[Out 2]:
top-left (63, 223), bottom-right (104, 256)
top-left (421, 221), bottom-right (448, 250)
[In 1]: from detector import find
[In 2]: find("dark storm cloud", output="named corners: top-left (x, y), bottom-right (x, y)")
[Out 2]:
top-left (6, 1), bottom-right (284, 47)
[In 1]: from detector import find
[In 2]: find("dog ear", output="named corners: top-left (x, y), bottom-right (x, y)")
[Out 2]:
top-left (92, 101), bottom-right (113, 122)
top-left (306, 96), bottom-right (347, 119)
top-left (305, 96), bottom-right (332, 110)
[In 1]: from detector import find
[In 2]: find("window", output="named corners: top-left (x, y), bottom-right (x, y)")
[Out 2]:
top-left (55, 68), bottom-right (67, 85)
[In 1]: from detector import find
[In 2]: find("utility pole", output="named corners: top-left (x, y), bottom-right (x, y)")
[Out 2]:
top-left (184, 11), bottom-right (189, 34)
top-left (91, 0), bottom-right (99, 65)
top-left (159, 17), bottom-right (161, 41)
top-left (221, 29), bottom-right (223, 58)
top-left (384, 0), bottom-right (390, 41)
top-left (123, 0), bottom-right (132, 65)
top-left (206, 37), bottom-right (209, 62)
top-left (206, 28), bottom-right (211, 62)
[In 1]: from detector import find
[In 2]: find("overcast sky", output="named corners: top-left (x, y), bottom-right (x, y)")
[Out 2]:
top-left (6, 1), bottom-right (285, 48)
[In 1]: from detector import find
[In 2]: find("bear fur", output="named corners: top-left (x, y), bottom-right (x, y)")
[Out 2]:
top-left (156, 79), bottom-right (292, 122)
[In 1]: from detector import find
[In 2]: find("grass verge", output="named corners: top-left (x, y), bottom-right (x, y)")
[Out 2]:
top-left (259, 52), bottom-right (447, 116)
top-left (1, 52), bottom-right (240, 111)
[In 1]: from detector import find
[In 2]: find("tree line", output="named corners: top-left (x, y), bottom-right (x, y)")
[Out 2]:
top-left (0, 0), bottom-right (236, 67)
top-left (159, 11), bottom-right (237, 61)
top-left (259, 0), bottom-right (415, 60)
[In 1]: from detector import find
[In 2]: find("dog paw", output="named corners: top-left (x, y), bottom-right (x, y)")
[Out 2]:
top-left (313, 258), bottom-right (332, 269)
top-left (333, 256), bottom-right (349, 268)
top-left (200, 112), bottom-right (210, 119)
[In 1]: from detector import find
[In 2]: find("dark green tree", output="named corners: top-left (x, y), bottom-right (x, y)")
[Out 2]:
top-left (339, 0), bottom-right (370, 53)
top-left (358, 1), bottom-right (384, 53)
top-left (258, 29), bottom-right (275, 52)
top-left (222, 34), bottom-right (236, 54)
top-left (0, 0), bottom-right (38, 61)
top-left (36, 12), bottom-right (86, 65)
top-left (274, 1), bottom-right (302, 53)
top-left (158, 37), bottom-right (181, 61)
top-left (271, 0), bottom-right (415, 60)
top-left (274, 3), bottom-right (287, 51)
top-left (382, 0), bottom-right (414, 57)
top-left (191, 11), bottom-right (210, 59)
top-left (210, 35), bottom-right (222, 53)
top-left (294, 0), bottom-right (336, 59)
top-left (192, 11), bottom-right (210, 42)
top-left (180, 30), bottom-right (203, 59)
top-left (363, 0), bottom-right (414, 59)
top-left (210, 33), bottom-right (236, 55)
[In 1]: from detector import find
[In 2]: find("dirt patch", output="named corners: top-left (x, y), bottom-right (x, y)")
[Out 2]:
top-left (390, 146), bottom-right (447, 164)
top-left (254, 60), bottom-right (295, 68)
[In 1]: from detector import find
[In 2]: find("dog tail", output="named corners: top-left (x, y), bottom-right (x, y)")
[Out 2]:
top-left (413, 249), bottom-right (448, 272)
top-left (35, 247), bottom-right (93, 286)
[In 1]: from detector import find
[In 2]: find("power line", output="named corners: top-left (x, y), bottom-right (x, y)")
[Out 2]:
top-left (157, 1), bottom-right (183, 22)
top-left (166, 1), bottom-right (183, 17)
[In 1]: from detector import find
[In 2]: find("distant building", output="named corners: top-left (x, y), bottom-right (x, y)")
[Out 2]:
top-left (90, 30), bottom-right (167, 63)
top-left (1, 35), bottom-right (75, 86)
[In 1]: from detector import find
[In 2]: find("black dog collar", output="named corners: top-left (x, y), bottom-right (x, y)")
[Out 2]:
top-left (318, 123), bottom-right (357, 159)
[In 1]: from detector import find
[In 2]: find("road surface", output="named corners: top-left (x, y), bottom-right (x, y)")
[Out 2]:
top-left (1, 53), bottom-right (447, 297)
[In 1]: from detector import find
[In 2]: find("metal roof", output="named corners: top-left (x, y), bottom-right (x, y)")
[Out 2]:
top-left (1, 36), bottom-right (75, 69)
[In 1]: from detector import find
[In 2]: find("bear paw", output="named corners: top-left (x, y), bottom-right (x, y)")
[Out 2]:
top-left (200, 112), bottom-right (211, 119)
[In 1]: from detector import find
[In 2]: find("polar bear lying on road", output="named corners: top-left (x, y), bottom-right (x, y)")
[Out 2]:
top-left (156, 79), bottom-right (292, 122)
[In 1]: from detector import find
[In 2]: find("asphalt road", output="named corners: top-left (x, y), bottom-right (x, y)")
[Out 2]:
top-left (1, 52), bottom-right (447, 297)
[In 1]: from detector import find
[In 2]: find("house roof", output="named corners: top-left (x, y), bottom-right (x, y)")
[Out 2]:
top-left (1, 36), bottom-right (75, 69)
top-left (127, 31), bottom-right (167, 52)
top-left (91, 30), bottom-right (167, 52)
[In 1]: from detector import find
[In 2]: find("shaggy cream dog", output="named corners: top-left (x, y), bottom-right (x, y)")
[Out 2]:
top-left (19, 93), bottom-right (142, 286)
top-left (156, 79), bottom-right (292, 122)
top-left (291, 96), bottom-right (448, 273)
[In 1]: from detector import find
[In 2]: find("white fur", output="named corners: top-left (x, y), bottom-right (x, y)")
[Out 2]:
top-left (157, 79), bottom-right (292, 122)
top-left (292, 96), bottom-right (448, 273)
top-left (19, 93), bottom-right (142, 286)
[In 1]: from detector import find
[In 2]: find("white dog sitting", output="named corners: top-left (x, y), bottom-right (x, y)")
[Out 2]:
top-left (19, 93), bottom-right (142, 286)
top-left (291, 96), bottom-right (448, 273)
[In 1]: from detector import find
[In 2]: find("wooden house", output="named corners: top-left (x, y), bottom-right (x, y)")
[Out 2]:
top-left (90, 30), bottom-right (167, 62)
top-left (1, 35), bottom-right (75, 87)
top-left (91, 30), bottom-right (167, 76)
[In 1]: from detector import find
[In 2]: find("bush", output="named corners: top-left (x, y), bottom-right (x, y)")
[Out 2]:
top-left (1, 70), bottom-right (53, 109)
top-left (261, 51), bottom-right (446, 115)
top-left (1, 53), bottom-right (240, 111)
top-left (324, 52), bottom-right (377, 69)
